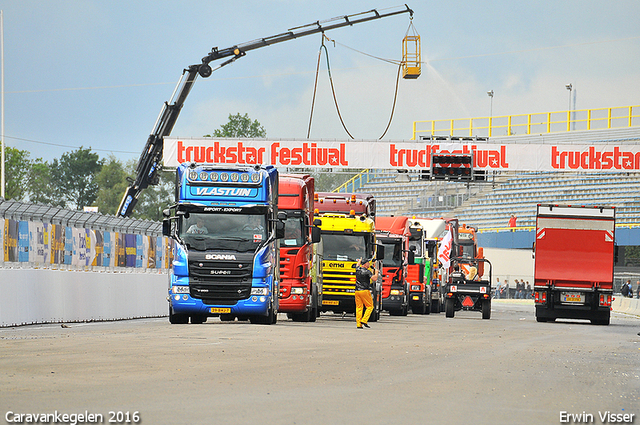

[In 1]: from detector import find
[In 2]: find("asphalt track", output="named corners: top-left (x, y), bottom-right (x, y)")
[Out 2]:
top-left (1, 300), bottom-right (639, 425)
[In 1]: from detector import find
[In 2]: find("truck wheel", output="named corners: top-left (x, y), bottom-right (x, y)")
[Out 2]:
top-left (482, 300), bottom-right (491, 319)
top-left (445, 299), bottom-right (455, 318)
top-left (308, 306), bottom-right (317, 322)
top-left (411, 305), bottom-right (423, 315)
top-left (431, 299), bottom-right (440, 314)
top-left (190, 315), bottom-right (207, 324)
top-left (424, 301), bottom-right (431, 315)
top-left (169, 305), bottom-right (188, 324)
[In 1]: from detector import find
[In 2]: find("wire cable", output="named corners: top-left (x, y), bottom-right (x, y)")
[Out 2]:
top-left (320, 34), bottom-right (354, 139)
top-left (307, 35), bottom-right (325, 139)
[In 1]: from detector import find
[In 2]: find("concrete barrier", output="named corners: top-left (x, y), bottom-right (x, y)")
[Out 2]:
top-left (0, 269), bottom-right (168, 327)
top-left (612, 296), bottom-right (640, 316)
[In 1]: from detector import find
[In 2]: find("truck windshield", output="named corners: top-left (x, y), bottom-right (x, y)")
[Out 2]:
top-left (282, 216), bottom-right (305, 247)
top-left (459, 242), bottom-right (474, 258)
top-left (409, 236), bottom-right (423, 256)
top-left (322, 234), bottom-right (369, 262)
top-left (179, 212), bottom-right (267, 251)
top-left (380, 240), bottom-right (402, 267)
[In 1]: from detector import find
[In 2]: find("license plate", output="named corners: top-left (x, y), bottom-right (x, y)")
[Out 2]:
top-left (210, 307), bottom-right (231, 314)
top-left (322, 300), bottom-right (339, 306)
top-left (561, 292), bottom-right (584, 303)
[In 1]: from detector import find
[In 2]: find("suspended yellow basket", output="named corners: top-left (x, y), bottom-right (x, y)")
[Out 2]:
top-left (402, 34), bottom-right (421, 79)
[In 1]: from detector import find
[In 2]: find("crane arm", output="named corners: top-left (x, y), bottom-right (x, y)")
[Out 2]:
top-left (118, 5), bottom-right (413, 218)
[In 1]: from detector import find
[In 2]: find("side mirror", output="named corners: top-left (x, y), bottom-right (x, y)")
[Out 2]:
top-left (162, 209), bottom-right (171, 219)
top-left (407, 250), bottom-right (415, 265)
top-left (275, 221), bottom-right (285, 239)
top-left (313, 218), bottom-right (322, 226)
top-left (162, 219), bottom-right (171, 237)
top-left (375, 244), bottom-right (385, 261)
top-left (277, 211), bottom-right (288, 221)
top-left (311, 226), bottom-right (321, 244)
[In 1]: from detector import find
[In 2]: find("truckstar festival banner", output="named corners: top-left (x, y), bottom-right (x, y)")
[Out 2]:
top-left (164, 137), bottom-right (640, 172)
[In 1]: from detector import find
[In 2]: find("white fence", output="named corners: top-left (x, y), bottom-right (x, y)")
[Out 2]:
top-left (0, 200), bottom-right (171, 327)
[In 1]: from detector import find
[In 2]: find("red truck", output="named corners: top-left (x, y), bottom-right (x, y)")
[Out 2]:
top-left (278, 174), bottom-right (322, 322)
top-left (533, 204), bottom-right (615, 325)
top-left (375, 216), bottom-right (414, 315)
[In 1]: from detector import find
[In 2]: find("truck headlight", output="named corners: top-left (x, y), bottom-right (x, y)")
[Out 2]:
top-left (251, 287), bottom-right (268, 296)
top-left (390, 289), bottom-right (404, 296)
top-left (291, 287), bottom-right (305, 295)
top-left (171, 286), bottom-right (190, 294)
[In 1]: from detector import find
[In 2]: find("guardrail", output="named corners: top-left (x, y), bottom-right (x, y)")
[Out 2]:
top-left (413, 105), bottom-right (640, 139)
top-left (0, 199), bottom-right (170, 272)
top-left (332, 169), bottom-right (373, 193)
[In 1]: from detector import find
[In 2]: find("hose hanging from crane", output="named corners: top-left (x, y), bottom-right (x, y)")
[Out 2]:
top-left (307, 16), bottom-right (417, 140)
top-left (308, 34), bottom-right (355, 139)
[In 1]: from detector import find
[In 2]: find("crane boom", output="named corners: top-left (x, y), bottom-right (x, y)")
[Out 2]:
top-left (118, 5), bottom-right (413, 218)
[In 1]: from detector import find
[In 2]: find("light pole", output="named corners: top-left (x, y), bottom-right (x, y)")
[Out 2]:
top-left (565, 83), bottom-right (572, 131)
top-left (487, 90), bottom-right (494, 137)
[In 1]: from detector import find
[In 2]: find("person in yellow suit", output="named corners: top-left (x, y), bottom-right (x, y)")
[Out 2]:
top-left (355, 258), bottom-right (379, 329)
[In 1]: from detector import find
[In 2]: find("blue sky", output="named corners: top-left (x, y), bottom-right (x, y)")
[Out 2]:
top-left (2, 0), bottom-right (639, 163)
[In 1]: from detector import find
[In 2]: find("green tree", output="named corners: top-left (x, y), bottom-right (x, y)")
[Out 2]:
top-left (94, 156), bottom-right (129, 215)
top-left (3, 146), bottom-right (31, 200)
top-left (26, 159), bottom-right (54, 205)
top-left (120, 159), bottom-right (174, 221)
top-left (50, 147), bottom-right (104, 209)
top-left (206, 113), bottom-right (266, 138)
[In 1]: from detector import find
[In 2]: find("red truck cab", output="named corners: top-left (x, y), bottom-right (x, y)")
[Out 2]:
top-left (278, 174), bottom-right (321, 322)
top-left (314, 192), bottom-right (376, 218)
top-left (533, 204), bottom-right (615, 325)
top-left (376, 216), bottom-right (413, 316)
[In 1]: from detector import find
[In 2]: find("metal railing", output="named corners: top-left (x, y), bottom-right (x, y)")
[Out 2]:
top-left (0, 199), bottom-right (169, 272)
top-left (332, 169), bottom-right (373, 193)
top-left (412, 105), bottom-right (640, 139)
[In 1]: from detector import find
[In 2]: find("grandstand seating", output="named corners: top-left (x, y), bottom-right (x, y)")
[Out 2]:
top-left (345, 170), bottom-right (640, 230)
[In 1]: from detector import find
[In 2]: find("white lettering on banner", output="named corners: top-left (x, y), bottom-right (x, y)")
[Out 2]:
top-left (164, 138), bottom-right (640, 172)
top-left (194, 187), bottom-right (252, 197)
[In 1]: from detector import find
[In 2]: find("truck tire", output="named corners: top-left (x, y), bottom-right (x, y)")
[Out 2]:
top-left (169, 305), bottom-right (188, 324)
top-left (445, 298), bottom-right (455, 318)
top-left (431, 299), bottom-right (440, 314)
top-left (411, 305), bottom-right (424, 315)
top-left (482, 300), bottom-right (491, 320)
top-left (190, 315), bottom-right (207, 324)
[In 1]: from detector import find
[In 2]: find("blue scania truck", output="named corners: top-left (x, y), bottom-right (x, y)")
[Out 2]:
top-left (163, 163), bottom-right (285, 324)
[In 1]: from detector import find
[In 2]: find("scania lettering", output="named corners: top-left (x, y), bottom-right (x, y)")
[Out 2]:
top-left (164, 163), bottom-right (285, 325)
top-left (533, 204), bottom-right (615, 325)
top-left (278, 174), bottom-right (322, 322)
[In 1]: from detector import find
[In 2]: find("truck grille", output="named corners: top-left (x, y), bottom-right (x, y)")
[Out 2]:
top-left (188, 254), bottom-right (254, 303)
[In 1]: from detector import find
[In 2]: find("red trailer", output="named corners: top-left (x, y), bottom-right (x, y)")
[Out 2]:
top-left (278, 174), bottom-right (321, 321)
top-left (375, 216), bottom-right (414, 315)
top-left (533, 204), bottom-right (615, 325)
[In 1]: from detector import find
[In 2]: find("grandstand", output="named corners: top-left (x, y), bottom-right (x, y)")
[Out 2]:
top-left (347, 169), bottom-right (640, 230)
top-left (334, 105), bottom-right (640, 230)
